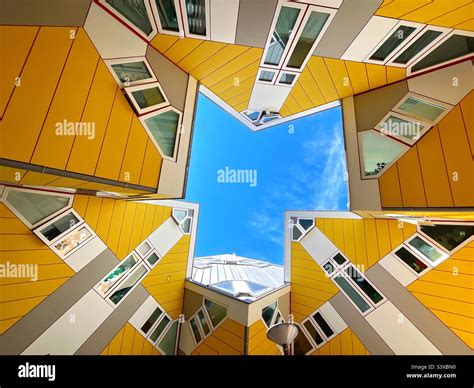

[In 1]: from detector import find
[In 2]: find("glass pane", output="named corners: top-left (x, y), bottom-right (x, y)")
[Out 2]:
top-left (361, 132), bottom-right (406, 176)
top-left (173, 208), bottom-right (187, 222)
top-left (106, 0), bottom-right (153, 35)
top-left (158, 320), bottom-right (178, 355)
top-left (262, 302), bottom-right (277, 327)
top-left (259, 70), bottom-right (275, 82)
top-left (155, 0), bottom-right (180, 32)
top-left (144, 110), bottom-right (180, 157)
top-left (287, 11), bottom-right (329, 68)
top-left (261, 114), bottom-right (280, 124)
top-left (111, 61), bottom-right (152, 85)
top-left (397, 96), bottom-right (446, 122)
top-left (408, 236), bottom-right (444, 263)
top-left (141, 307), bottom-right (163, 334)
top-left (394, 246), bottom-right (428, 274)
top-left (189, 317), bottom-right (202, 343)
top-left (322, 261), bottom-right (335, 275)
top-left (185, 0), bottom-right (207, 36)
top-left (369, 25), bottom-right (416, 62)
top-left (332, 253), bottom-right (347, 266)
top-left (420, 224), bottom-right (474, 252)
top-left (412, 35), bottom-right (474, 73)
top-left (40, 212), bottom-right (79, 241)
top-left (334, 275), bottom-right (371, 313)
top-left (274, 312), bottom-right (283, 324)
top-left (131, 86), bottom-right (166, 109)
top-left (303, 320), bottom-right (324, 345)
top-left (146, 252), bottom-right (160, 266)
top-left (181, 218), bottom-right (191, 234)
top-left (345, 266), bottom-right (384, 305)
top-left (264, 6), bottom-right (301, 66)
top-left (197, 310), bottom-right (210, 336)
top-left (53, 226), bottom-right (92, 256)
top-left (292, 226), bottom-right (303, 240)
top-left (379, 115), bottom-right (425, 141)
top-left (137, 241), bottom-right (152, 257)
top-left (312, 312), bottom-right (334, 338)
top-left (109, 264), bottom-right (148, 305)
top-left (393, 30), bottom-right (442, 64)
top-left (294, 326), bottom-right (313, 355)
top-left (150, 316), bottom-right (171, 342)
top-left (204, 299), bottom-right (227, 328)
top-left (298, 218), bottom-right (313, 231)
top-left (279, 72), bottom-right (296, 85)
top-left (96, 254), bottom-right (140, 295)
top-left (6, 190), bottom-right (70, 225)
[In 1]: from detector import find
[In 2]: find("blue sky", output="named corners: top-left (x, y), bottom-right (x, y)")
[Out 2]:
top-left (184, 93), bottom-right (348, 265)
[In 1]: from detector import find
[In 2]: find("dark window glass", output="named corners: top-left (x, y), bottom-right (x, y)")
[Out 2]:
top-left (146, 252), bottom-right (160, 266)
top-left (323, 261), bottom-right (335, 275)
top-left (345, 266), bottom-right (384, 304)
top-left (293, 325), bottom-right (314, 355)
top-left (412, 35), bottom-right (474, 72)
top-left (259, 70), bottom-right (275, 82)
top-left (393, 30), bottom-right (442, 64)
top-left (292, 226), bottom-right (303, 241)
top-left (158, 320), bottom-right (178, 355)
top-left (111, 61), bottom-right (151, 84)
top-left (141, 307), bottom-right (163, 334)
top-left (204, 299), bottom-right (227, 328)
top-left (420, 224), bottom-right (474, 252)
top-left (189, 317), bottom-right (202, 343)
top-left (334, 275), bottom-right (371, 313)
top-left (40, 212), bottom-right (79, 241)
top-left (131, 86), bottom-right (166, 109)
top-left (369, 26), bottom-right (416, 62)
top-left (109, 265), bottom-right (148, 305)
top-left (144, 110), bottom-right (180, 158)
top-left (303, 320), bottom-right (324, 345)
top-left (408, 236), bottom-right (444, 263)
top-left (298, 218), bottom-right (313, 230)
top-left (394, 246), bottom-right (428, 274)
top-left (156, 0), bottom-right (180, 32)
top-left (333, 253), bottom-right (347, 266)
top-left (313, 312), bottom-right (334, 338)
top-left (279, 73), bottom-right (296, 85)
top-left (185, 0), bottom-right (207, 36)
top-left (197, 310), bottom-right (210, 336)
top-left (262, 302), bottom-right (277, 327)
top-left (106, 0), bottom-right (153, 35)
top-left (150, 316), bottom-right (170, 342)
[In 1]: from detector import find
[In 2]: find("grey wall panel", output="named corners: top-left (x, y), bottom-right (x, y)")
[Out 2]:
top-left (235, 0), bottom-right (278, 48)
top-left (0, 249), bottom-right (118, 355)
top-left (366, 264), bottom-right (473, 356)
top-left (0, 0), bottom-right (92, 26)
top-left (329, 293), bottom-right (395, 355)
top-left (314, 0), bottom-right (383, 58)
top-left (75, 285), bottom-right (149, 355)
top-left (353, 80), bottom-right (408, 131)
top-left (182, 288), bottom-right (204, 319)
top-left (146, 45), bottom-right (189, 112)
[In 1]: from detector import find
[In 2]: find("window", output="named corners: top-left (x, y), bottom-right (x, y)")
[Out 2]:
top-left (204, 299), bottom-right (227, 328)
top-left (157, 320), bottom-right (178, 355)
top-left (181, 0), bottom-right (210, 39)
top-left (152, 0), bottom-right (183, 35)
top-left (276, 71), bottom-right (298, 86)
top-left (189, 316), bottom-right (202, 344)
top-left (102, 0), bottom-right (156, 39)
top-left (376, 111), bottom-right (429, 145)
top-left (196, 309), bottom-right (211, 336)
top-left (284, 8), bottom-right (333, 70)
top-left (34, 209), bottom-right (82, 245)
top-left (141, 307), bottom-right (164, 335)
top-left (312, 312), bottom-right (334, 339)
top-left (106, 58), bottom-right (156, 88)
top-left (291, 217), bottom-right (314, 242)
top-left (332, 253), bottom-right (347, 266)
top-left (410, 32), bottom-right (474, 74)
top-left (136, 240), bottom-right (153, 258)
top-left (393, 246), bottom-right (429, 275)
top-left (242, 109), bottom-right (263, 123)
top-left (359, 130), bottom-right (408, 178)
top-left (257, 68), bottom-right (277, 84)
top-left (407, 235), bottom-right (449, 265)
top-left (388, 27), bottom-right (446, 67)
top-left (2, 187), bottom-right (73, 229)
top-left (333, 274), bottom-right (373, 314)
top-left (172, 207), bottom-right (193, 234)
top-left (259, 114), bottom-right (281, 125)
top-left (298, 218), bottom-right (314, 231)
top-left (322, 252), bottom-right (348, 277)
top-left (420, 223), bottom-right (474, 253)
top-left (322, 261), bottom-right (335, 275)
top-left (95, 253), bottom-right (141, 297)
top-left (394, 94), bottom-right (450, 124)
top-left (302, 319), bottom-right (324, 346)
top-left (293, 324), bottom-right (314, 355)
top-left (108, 264), bottom-right (149, 306)
top-left (144, 251), bottom-right (161, 269)
top-left (344, 265), bottom-right (384, 306)
top-left (262, 302), bottom-right (278, 327)
top-left (140, 107), bottom-right (182, 161)
top-left (150, 315), bottom-right (171, 343)
top-left (262, 4), bottom-right (304, 68)
top-left (50, 224), bottom-right (95, 259)
top-left (367, 22), bottom-right (422, 64)
top-left (125, 82), bottom-right (169, 114)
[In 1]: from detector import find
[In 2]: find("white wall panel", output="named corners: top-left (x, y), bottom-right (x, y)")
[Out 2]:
top-left (64, 236), bottom-right (108, 272)
top-left (148, 217), bottom-right (184, 257)
top-left (320, 301), bottom-right (348, 334)
top-left (248, 83), bottom-right (292, 112)
top-left (379, 254), bottom-right (417, 287)
top-left (300, 227), bottom-right (338, 265)
top-left (129, 295), bottom-right (160, 332)
top-left (210, 0), bottom-right (239, 43)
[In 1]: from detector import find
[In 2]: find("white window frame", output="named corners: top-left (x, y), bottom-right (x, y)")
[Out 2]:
top-left (143, 249), bottom-right (162, 270)
top-left (261, 301), bottom-right (278, 328)
top-left (364, 20), bottom-right (424, 65)
top-left (156, 319), bottom-right (180, 355)
top-left (256, 68), bottom-right (278, 85)
top-left (150, 0), bottom-right (184, 37)
top-left (139, 106), bottom-right (182, 162)
top-left (188, 315), bottom-right (204, 346)
top-left (407, 29), bottom-right (474, 76)
top-left (298, 320), bottom-right (319, 353)
top-left (358, 129), bottom-right (409, 180)
top-left (241, 109), bottom-right (264, 123)
top-left (98, 0), bottom-right (158, 41)
top-left (172, 207), bottom-right (193, 235)
top-left (391, 242), bottom-right (432, 278)
top-left (136, 239), bottom-right (153, 259)
top-left (332, 268), bottom-right (375, 316)
top-left (310, 310), bottom-right (336, 342)
top-left (124, 81), bottom-right (170, 115)
top-left (49, 222), bottom-right (96, 260)
top-left (386, 25), bottom-right (451, 68)
top-left (195, 307), bottom-right (212, 339)
top-left (392, 92), bottom-right (452, 125)
top-left (406, 233), bottom-right (450, 267)
top-left (203, 298), bottom-right (227, 331)
top-left (105, 57), bottom-right (157, 88)
top-left (33, 208), bottom-right (84, 246)
top-left (417, 221), bottom-right (474, 255)
top-left (105, 262), bottom-right (150, 308)
top-left (1, 186), bottom-right (74, 230)
top-left (272, 309), bottom-right (285, 326)
top-left (139, 306), bottom-right (165, 336)
top-left (260, 1), bottom-right (308, 70)
top-left (258, 113), bottom-right (282, 125)
top-left (343, 264), bottom-right (387, 309)
top-left (276, 70), bottom-right (300, 87)
top-left (282, 5), bottom-right (337, 72)
top-left (147, 313), bottom-right (173, 345)
top-left (375, 111), bottom-right (431, 146)
top-left (180, 0), bottom-right (211, 40)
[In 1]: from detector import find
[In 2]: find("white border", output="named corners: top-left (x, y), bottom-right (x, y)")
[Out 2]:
top-left (105, 57), bottom-right (157, 88)
top-left (33, 208), bottom-right (84, 246)
top-left (124, 81), bottom-right (170, 114)
top-left (392, 92), bottom-right (453, 125)
top-left (406, 233), bottom-right (450, 267)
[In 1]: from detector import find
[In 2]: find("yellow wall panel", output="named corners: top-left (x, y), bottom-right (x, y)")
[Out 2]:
top-left (164, 37), bottom-right (203, 63)
top-left (364, 219), bottom-right (380, 268)
top-left (177, 41), bottom-right (227, 73)
top-left (297, 68), bottom-right (326, 107)
top-left (379, 164), bottom-right (403, 208)
top-left (219, 76), bottom-right (255, 101)
top-left (345, 61), bottom-right (369, 95)
top-left (105, 200), bottom-right (126, 255)
top-left (397, 147), bottom-right (427, 207)
top-left (151, 34), bottom-right (180, 53)
top-left (116, 202), bottom-right (137, 259)
top-left (306, 57), bottom-right (338, 102)
top-left (0, 27), bottom-right (74, 162)
top-left (209, 60), bottom-right (260, 95)
top-left (119, 116), bottom-right (148, 185)
top-left (30, 29), bottom-right (99, 169)
top-left (128, 203), bottom-right (146, 251)
top-left (376, 0), bottom-right (431, 18)
top-left (84, 196), bottom-right (102, 230)
top-left (290, 81), bottom-right (314, 111)
top-left (402, 0), bottom-right (471, 24)
top-left (342, 219), bottom-right (356, 262)
top-left (387, 219), bottom-right (404, 249)
top-left (386, 66), bottom-right (407, 84)
top-left (353, 219), bottom-right (368, 270)
top-left (459, 90), bottom-right (473, 158)
top-left (324, 58), bottom-right (353, 98)
top-left (95, 198), bottom-right (114, 242)
top-left (366, 63), bottom-right (387, 90)
top-left (375, 219), bottom-right (392, 258)
top-left (190, 45), bottom-right (249, 80)
top-left (139, 139), bottom-right (162, 189)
